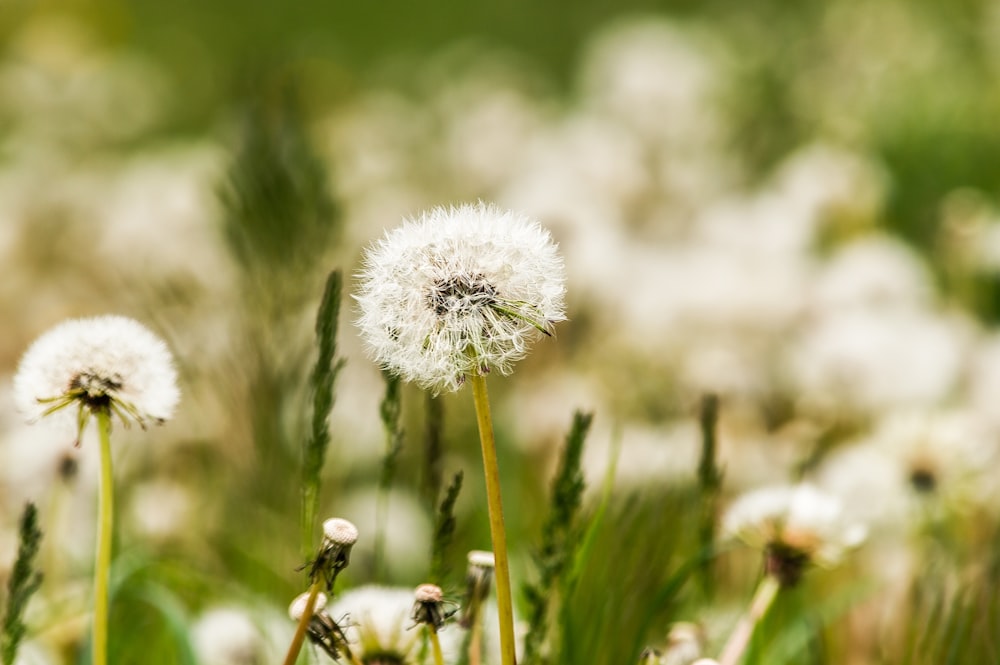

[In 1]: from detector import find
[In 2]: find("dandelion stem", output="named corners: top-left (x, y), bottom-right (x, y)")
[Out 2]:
top-left (93, 410), bottom-right (114, 665)
top-left (469, 373), bottom-right (517, 665)
top-left (282, 579), bottom-right (322, 665)
top-left (429, 625), bottom-right (446, 665)
top-left (468, 620), bottom-right (484, 665)
top-left (717, 574), bottom-right (781, 665)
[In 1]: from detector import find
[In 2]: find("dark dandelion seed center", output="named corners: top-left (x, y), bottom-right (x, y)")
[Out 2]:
top-left (764, 542), bottom-right (811, 587)
top-left (909, 467), bottom-right (937, 493)
top-left (427, 274), bottom-right (498, 316)
top-left (69, 372), bottom-right (123, 410)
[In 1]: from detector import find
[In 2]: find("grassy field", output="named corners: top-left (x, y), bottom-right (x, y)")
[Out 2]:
top-left (2, 1), bottom-right (1000, 664)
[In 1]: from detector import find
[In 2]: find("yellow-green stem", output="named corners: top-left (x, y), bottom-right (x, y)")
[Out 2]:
top-left (468, 620), bottom-right (484, 665)
top-left (717, 574), bottom-right (781, 665)
top-left (282, 580), bottom-right (322, 665)
top-left (469, 373), bottom-right (517, 665)
top-left (428, 626), bottom-right (445, 665)
top-left (93, 410), bottom-right (114, 665)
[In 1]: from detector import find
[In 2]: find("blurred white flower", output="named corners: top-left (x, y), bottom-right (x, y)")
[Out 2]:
top-left (661, 622), bottom-right (706, 665)
top-left (191, 607), bottom-right (264, 665)
top-left (328, 586), bottom-right (460, 664)
top-left (578, 18), bottom-right (723, 147)
top-left (127, 479), bottom-right (195, 542)
top-left (809, 234), bottom-right (935, 313)
top-left (355, 202), bottom-right (565, 393)
top-left (335, 488), bottom-right (431, 581)
top-left (13, 315), bottom-right (179, 442)
top-left (875, 409), bottom-right (996, 501)
top-left (722, 483), bottom-right (866, 584)
top-left (786, 308), bottom-right (971, 416)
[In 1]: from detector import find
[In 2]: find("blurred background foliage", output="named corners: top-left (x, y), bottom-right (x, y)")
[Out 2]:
top-left (2, 0), bottom-right (1000, 664)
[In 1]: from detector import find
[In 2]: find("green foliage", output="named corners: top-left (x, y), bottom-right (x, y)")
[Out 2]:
top-left (375, 370), bottom-right (406, 579)
top-left (301, 269), bottom-right (347, 556)
top-left (219, 73), bottom-right (340, 284)
top-left (430, 472), bottom-right (464, 585)
top-left (522, 410), bottom-right (592, 665)
top-left (557, 490), bottom-right (703, 665)
top-left (216, 70), bottom-right (343, 563)
top-left (1, 503), bottom-right (43, 665)
top-left (892, 561), bottom-right (1000, 665)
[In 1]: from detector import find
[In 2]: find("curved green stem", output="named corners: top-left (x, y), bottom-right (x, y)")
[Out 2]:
top-left (93, 410), bottom-right (115, 665)
top-left (283, 580), bottom-right (322, 665)
top-left (718, 574), bottom-right (781, 665)
top-left (469, 373), bottom-right (517, 665)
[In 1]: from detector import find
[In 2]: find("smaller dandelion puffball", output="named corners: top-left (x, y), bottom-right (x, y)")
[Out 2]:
top-left (722, 483), bottom-right (866, 585)
top-left (13, 316), bottom-right (179, 440)
top-left (355, 202), bottom-right (566, 393)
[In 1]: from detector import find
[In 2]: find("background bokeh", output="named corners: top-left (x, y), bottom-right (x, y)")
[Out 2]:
top-left (2, 1), bottom-right (1000, 664)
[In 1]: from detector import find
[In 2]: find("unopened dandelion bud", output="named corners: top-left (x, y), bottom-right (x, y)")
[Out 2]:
top-left (412, 583), bottom-right (448, 630)
top-left (288, 591), bottom-right (328, 621)
top-left (460, 550), bottom-right (495, 628)
top-left (321, 517), bottom-right (359, 573)
top-left (289, 591), bottom-right (353, 662)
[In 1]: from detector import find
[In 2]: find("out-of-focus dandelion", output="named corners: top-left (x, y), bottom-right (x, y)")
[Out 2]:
top-left (722, 483), bottom-right (866, 583)
top-left (717, 483), bottom-right (865, 665)
top-left (355, 201), bottom-right (566, 665)
top-left (13, 315), bottom-right (178, 665)
top-left (191, 607), bottom-right (264, 665)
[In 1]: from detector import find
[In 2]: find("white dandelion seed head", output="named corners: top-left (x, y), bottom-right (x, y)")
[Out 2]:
top-left (13, 315), bottom-right (179, 434)
top-left (191, 606), bottom-right (265, 665)
top-left (722, 483), bottom-right (867, 569)
top-left (355, 202), bottom-right (566, 393)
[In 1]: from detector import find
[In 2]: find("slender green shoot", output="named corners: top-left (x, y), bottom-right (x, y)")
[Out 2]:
top-left (430, 471), bottom-right (464, 584)
top-left (1, 503), bottom-right (44, 665)
top-left (301, 269), bottom-right (346, 557)
top-left (522, 411), bottom-right (593, 665)
top-left (697, 393), bottom-right (722, 599)
top-left (375, 370), bottom-right (405, 580)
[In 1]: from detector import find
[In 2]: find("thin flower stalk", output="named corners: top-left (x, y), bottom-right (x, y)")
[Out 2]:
top-left (717, 574), bottom-right (780, 665)
top-left (92, 411), bottom-right (114, 665)
top-left (470, 373), bottom-right (517, 665)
